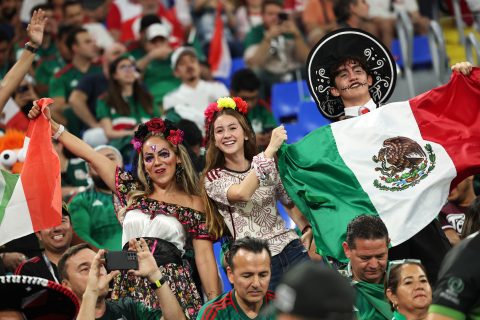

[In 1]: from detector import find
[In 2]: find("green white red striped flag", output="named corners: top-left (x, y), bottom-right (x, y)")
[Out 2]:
top-left (278, 69), bottom-right (480, 261)
top-left (0, 98), bottom-right (62, 245)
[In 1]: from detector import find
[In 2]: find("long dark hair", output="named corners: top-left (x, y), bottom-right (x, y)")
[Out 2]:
top-left (461, 196), bottom-right (480, 239)
top-left (106, 55), bottom-right (153, 116)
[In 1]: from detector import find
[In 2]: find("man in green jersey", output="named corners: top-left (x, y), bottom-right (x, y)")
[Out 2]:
top-left (198, 237), bottom-right (275, 320)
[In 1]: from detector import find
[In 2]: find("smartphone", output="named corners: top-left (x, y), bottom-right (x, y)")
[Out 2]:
top-left (278, 12), bottom-right (288, 22)
top-left (104, 251), bottom-right (139, 271)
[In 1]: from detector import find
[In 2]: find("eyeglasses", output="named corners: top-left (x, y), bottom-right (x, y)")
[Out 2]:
top-left (385, 259), bottom-right (422, 288)
top-left (118, 64), bottom-right (136, 72)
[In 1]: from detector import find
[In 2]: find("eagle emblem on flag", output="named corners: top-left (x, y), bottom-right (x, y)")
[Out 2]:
top-left (372, 136), bottom-right (436, 191)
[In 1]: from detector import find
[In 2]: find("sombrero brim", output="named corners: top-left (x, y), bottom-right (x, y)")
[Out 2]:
top-left (0, 275), bottom-right (79, 319)
top-left (306, 28), bottom-right (397, 120)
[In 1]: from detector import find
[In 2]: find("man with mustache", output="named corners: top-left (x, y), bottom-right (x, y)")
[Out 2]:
top-left (316, 29), bottom-right (471, 286)
top-left (197, 237), bottom-right (275, 320)
top-left (68, 145), bottom-right (124, 251)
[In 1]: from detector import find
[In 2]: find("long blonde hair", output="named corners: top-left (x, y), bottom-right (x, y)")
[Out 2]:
top-left (118, 133), bottom-right (199, 220)
top-left (201, 109), bottom-right (257, 239)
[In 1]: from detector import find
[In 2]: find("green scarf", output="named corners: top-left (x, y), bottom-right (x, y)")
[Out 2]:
top-left (354, 281), bottom-right (394, 320)
top-left (392, 311), bottom-right (407, 320)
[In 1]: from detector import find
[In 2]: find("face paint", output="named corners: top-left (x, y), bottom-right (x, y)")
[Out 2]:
top-left (150, 145), bottom-right (157, 152)
top-left (158, 148), bottom-right (170, 158)
top-left (340, 81), bottom-right (368, 91)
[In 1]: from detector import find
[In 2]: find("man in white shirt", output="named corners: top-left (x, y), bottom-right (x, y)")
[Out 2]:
top-left (163, 47), bottom-right (229, 133)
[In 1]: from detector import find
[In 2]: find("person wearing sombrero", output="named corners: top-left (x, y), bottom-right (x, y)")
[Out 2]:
top-left (278, 28), bottom-right (474, 319)
top-left (0, 274), bottom-right (79, 319)
top-left (307, 28), bottom-right (470, 285)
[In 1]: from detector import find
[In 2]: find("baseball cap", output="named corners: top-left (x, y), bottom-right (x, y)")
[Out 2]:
top-left (146, 23), bottom-right (170, 41)
top-left (264, 261), bottom-right (355, 319)
top-left (170, 46), bottom-right (197, 69)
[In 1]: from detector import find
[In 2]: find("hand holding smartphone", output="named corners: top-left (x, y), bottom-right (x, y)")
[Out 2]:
top-left (104, 251), bottom-right (139, 271)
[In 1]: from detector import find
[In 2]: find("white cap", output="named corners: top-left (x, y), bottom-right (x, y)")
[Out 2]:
top-left (170, 46), bottom-right (197, 69)
top-left (146, 23), bottom-right (170, 41)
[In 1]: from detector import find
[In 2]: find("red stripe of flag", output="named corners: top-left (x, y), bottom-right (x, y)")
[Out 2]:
top-left (409, 68), bottom-right (480, 189)
top-left (21, 98), bottom-right (62, 231)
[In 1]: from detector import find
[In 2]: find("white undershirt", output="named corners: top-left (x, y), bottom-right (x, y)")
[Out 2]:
top-left (122, 209), bottom-right (187, 254)
top-left (344, 99), bottom-right (377, 118)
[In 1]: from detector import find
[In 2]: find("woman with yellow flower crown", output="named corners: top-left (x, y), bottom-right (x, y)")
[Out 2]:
top-left (202, 97), bottom-right (314, 289)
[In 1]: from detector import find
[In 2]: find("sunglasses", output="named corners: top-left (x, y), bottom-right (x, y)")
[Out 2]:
top-left (385, 259), bottom-right (422, 288)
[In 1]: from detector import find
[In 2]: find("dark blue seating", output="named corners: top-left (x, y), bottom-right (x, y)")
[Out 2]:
top-left (283, 122), bottom-right (307, 144)
top-left (391, 35), bottom-right (433, 69)
top-left (271, 80), bottom-right (310, 123)
top-left (298, 100), bottom-right (331, 134)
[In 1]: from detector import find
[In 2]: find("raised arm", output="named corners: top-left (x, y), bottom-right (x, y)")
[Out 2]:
top-left (28, 102), bottom-right (118, 192)
top-left (227, 125), bottom-right (287, 202)
top-left (451, 61), bottom-right (473, 75)
top-left (0, 10), bottom-right (46, 112)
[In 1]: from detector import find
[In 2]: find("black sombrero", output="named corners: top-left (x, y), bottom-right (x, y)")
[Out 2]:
top-left (0, 275), bottom-right (79, 319)
top-left (306, 28), bottom-right (397, 120)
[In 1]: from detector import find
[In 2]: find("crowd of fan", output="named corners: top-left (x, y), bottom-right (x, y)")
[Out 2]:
top-left (0, 1), bottom-right (479, 320)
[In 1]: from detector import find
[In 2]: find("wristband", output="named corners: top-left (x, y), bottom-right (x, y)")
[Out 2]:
top-left (52, 125), bottom-right (65, 140)
top-left (149, 276), bottom-right (166, 290)
top-left (24, 42), bottom-right (38, 54)
top-left (301, 225), bottom-right (312, 235)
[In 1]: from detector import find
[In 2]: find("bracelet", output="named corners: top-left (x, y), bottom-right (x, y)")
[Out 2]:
top-left (52, 125), bottom-right (65, 140)
top-left (24, 42), bottom-right (39, 54)
top-left (301, 225), bottom-right (312, 235)
top-left (149, 276), bottom-right (166, 290)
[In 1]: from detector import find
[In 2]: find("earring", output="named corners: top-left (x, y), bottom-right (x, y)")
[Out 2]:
top-left (245, 137), bottom-right (248, 140)
top-left (175, 163), bottom-right (184, 183)
top-left (146, 174), bottom-right (152, 191)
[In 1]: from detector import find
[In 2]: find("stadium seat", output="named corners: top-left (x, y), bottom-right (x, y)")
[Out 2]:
top-left (391, 35), bottom-right (433, 69)
top-left (298, 101), bottom-right (331, 134)
top-left (271, 80), bottom-right (310, 123)
top-left (283, 122), bottom-right (307, 144)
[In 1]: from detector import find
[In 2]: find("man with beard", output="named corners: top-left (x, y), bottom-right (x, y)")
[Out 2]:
top-left (15, 203), bottom-right (73, 283)
top-left (163, 46), bottom-right (229, 134)
top-left (68, 145), bottom-right (123, 251)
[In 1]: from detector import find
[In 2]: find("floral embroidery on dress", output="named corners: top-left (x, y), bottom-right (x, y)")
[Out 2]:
top-left (113, 166), bottom-right (213, 240)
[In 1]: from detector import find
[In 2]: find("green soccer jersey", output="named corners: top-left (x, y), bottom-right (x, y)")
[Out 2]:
top-left (35, 55), bottom-right (66, 89)
top-left (61, 158), bottom-right (90, 188)
top-left (98, 298), bottom-right (162, 320)
top-left (197, 290), bottom-right (275, 320)
top-left (143, 57), bottom-right (180, 109)
top-left (69, 189), bottom-right (122, 251)
top-left (247, 102), bottom-right (277, 134)
top-left (48, 63), bottom-right (102, 100)
top-left (96, 95), bottom-right (159, 124)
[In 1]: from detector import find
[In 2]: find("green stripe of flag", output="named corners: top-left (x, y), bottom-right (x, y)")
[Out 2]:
top-left (278, 125), bottom-right (378, 261)
top-left (0, 170), bottom-right (20, 225)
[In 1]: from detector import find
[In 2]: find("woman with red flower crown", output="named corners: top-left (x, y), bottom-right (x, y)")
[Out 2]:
top-left (28, 104), bottom-right (221, 319)
top-left (202, 97), bottom-right (313, 290)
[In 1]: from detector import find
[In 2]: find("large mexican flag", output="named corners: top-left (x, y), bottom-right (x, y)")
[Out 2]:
top-left (278, 69), bottom-right (480, 261)
top-left (0, 98), bottom-right (62, 245)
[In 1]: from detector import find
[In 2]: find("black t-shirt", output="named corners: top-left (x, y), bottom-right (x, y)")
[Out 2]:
top-left (75, 72), bottom-right (108, 115)
top-left (98, 298), bottom-right (162, 320)
top-left (15, 254), bottom-right (60, 283)
top-left (429, 232), bottom-right (480, 319)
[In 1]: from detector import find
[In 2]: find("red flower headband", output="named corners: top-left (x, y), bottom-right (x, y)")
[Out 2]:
top-left (204, 97), bottom-right (248, 133)
top-left (131, 118), bottom-right (184, 153)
